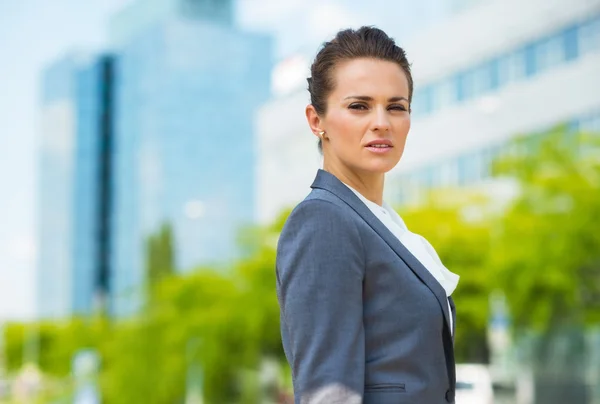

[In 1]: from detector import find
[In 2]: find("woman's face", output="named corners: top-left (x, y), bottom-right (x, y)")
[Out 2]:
top-left (309, 58), bottom-right (411, 175)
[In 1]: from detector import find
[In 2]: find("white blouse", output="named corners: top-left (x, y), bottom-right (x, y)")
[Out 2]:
top-left (343, 183), bottom-right (460, 334)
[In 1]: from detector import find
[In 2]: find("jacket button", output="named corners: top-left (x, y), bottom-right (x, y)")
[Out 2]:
top-left (445, 389), bottom-right (454, 402)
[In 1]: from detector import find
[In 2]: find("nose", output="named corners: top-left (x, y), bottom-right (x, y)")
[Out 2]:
top-left (371, 105), bottom-right (391, 132)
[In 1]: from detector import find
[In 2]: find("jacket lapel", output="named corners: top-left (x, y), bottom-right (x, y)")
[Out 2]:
top-left (311, 169), bottom-right (452, 333)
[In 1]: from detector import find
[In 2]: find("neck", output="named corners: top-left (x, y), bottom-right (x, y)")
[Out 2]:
top-left (323, 160), bottom-right (385, 206)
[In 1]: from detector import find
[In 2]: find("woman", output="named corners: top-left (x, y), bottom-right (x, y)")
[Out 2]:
top-left (275, 26), bottom-right (460, 404)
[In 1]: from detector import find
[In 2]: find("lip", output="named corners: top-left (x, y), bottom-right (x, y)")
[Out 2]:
top-left (364, 139), bottom-right (394, 154)
top-left (365, 139), bottom-right (393, 147)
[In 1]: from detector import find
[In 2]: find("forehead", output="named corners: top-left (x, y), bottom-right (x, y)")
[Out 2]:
top-left (329, 58), bottom-right (410, 98)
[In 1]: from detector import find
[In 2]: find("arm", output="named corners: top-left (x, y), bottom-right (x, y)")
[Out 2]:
top-left (276, 199), bottom-right (365, 403)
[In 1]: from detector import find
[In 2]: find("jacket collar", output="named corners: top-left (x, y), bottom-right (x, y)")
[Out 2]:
top-left (310, 169), bottom-right (452, 332)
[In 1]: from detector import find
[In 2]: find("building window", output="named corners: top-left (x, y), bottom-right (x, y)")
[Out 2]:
top-left (457, 154), bottom-right (472, 186)
top-left (498, 49), bottom-right (526, 85)
top-left (434, 79), bottom-right (455, 111)
top-left (563, 26), bottom-right (579, 61)
top-left (496, 54), bottom-right (511, 87)
top-left (482, 145), bottom-right (502, 179)
top-left (580, 15), bottom-right (600, 55)
top-left (489, 59), bottom-right (500, 91)
top-left (454, 73), bottom-right (465, 102)
top-left (412, 85), bottom-right (434, 117)
top-left (437, 160), bottom-right (459, 187)
top-left (535, 34), bottom-right (566, 73)
top-left (472, 60), bottom-right (499, 96)
top-left (421, 85), bottom-right (434, 115)
top-left (412, 14), bottom-right (599, 119)
top-left (455, 70), bottom-right (476, 102)
top-left (524, 43), bottom-right (536, 77)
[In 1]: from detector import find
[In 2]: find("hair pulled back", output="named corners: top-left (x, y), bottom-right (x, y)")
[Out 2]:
top-left (308, 26), bottom-right (413, 118)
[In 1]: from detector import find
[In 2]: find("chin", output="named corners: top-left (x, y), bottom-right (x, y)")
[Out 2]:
top-left (372, 157), bottom-right (402, 173)
top-left (357, 152), bottom-right (403, 174)
top-left (361, 162), bottom-right (398, 174)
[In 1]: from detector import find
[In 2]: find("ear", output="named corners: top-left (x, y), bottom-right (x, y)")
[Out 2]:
top-left (305, 104), bottom-right (324, 139)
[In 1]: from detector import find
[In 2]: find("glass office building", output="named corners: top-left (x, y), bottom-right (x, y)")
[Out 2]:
top-left (38, 57), bottom-right (78, 319)
top-left (109, 0), bottom-right (272, 316)
top-left (72, 56), bottom-right (114, 315)
top-left (37, 55), bottom-right (114, 318)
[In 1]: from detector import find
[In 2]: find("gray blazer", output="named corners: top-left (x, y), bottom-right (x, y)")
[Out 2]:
top-left (276, 169), bottom-right (457, 404)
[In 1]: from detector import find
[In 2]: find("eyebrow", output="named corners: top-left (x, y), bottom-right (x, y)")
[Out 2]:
top-left (344, 95), bottom-right (409, 103)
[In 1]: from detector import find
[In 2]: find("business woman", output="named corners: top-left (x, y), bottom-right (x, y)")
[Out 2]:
top-left (275, 27), bottom-right (460, 403)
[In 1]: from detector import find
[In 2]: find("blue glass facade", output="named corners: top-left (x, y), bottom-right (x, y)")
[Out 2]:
top-left (110, 13), bottom-right (272, 316)
top-left (110, 0), bottom-right (235, 46)
top-left (411, 14), bottom-right (600, 118)
top-left (38, 57), bottom-right (78, 319)
top-left (38, 55), bottom-right (113, 319)
top-left (72, 56), bottom-right (114, 315)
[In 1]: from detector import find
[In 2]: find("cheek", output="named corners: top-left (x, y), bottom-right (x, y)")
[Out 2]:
top-left (329, 111), bottom-right (365, 143)
top-left (336, 111), bottom-right (362, 133)
top-left (395, 117), bottom-right (411, 141)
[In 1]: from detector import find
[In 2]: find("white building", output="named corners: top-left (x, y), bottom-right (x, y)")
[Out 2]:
top-left (389, 0), bottom-right (600, 202)
top-left (255, 0), bottom-right (600, 223)
top-left (255, 54), bottom-right (322, 225)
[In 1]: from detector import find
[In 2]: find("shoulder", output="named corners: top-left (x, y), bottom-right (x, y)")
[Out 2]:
top-left (280, 191), bottom-right (359, 238)
top-left (276, 192), bottom-right (365, 278)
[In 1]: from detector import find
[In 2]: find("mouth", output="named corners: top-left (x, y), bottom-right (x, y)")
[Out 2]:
top-left (365, 144), bottom-right (392, 148)
top-left (365, 139), bottom-right (393, 148)
top-left (365, 140), bottom-right (393, 153)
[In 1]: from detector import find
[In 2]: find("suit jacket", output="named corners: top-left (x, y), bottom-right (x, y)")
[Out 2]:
top-left (276, 169), bottom-right (457, 404)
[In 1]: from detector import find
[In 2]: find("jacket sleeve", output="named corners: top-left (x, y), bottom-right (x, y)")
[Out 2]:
top-left (276, 199), bottom-right (365, 403)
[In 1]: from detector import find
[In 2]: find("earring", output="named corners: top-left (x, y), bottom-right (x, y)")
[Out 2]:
top-left (318, 131), bottom-right (326, 138)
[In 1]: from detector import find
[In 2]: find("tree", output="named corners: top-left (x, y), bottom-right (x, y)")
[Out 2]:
top-left (145, 222), bottom-right (176, 284)
top-left (490, 127), bottom-right (600, 331)
top-left (98, 245), bottom-right (285, 403)
top-left (3, 318), bottom-right (107, 376)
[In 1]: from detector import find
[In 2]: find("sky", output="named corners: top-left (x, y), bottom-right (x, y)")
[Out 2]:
top-left (0, 0), bottom-right (446, 321)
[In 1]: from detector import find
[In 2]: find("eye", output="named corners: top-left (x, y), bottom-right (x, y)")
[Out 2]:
top-left (389, 104), bottom-right (408, 111)
top-left (348, 103), bottom-right (368, 110)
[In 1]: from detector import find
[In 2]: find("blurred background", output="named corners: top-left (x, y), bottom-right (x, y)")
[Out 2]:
top-left (0, 0), bottom-right (599, 402)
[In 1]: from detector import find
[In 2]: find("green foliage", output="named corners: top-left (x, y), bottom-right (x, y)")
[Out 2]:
top-left (4, 322), bottom-right (25, 371)
top-left (146, 222), bottom-right (176, 283)
top-left (399, 189), bottom-right (494, 363)
top-left (490, 128), bottom-right (600, 331)
top-left (398, 126), bottom-right (600, 360)
top-left (99, 240), bottom-right (285, 403)
top-left (3, 126), bottom-right (598, 401)
top-left (98, 315), bottom-right (188, 403)
top-left (3, 318), bottom-right (108, 376)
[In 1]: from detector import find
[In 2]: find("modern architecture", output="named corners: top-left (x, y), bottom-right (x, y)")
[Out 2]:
top-left (255, 0), bottom-right (600, 220)
top-left (108, 0), bottom-right (273, 316)
top-left (37, 54), bottom-right (114, 318)
top-left (389, 0), bottom-right (600, 202)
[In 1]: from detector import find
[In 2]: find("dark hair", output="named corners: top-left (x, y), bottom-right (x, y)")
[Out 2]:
top-left (307, 26), bottom-right (413, 151)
